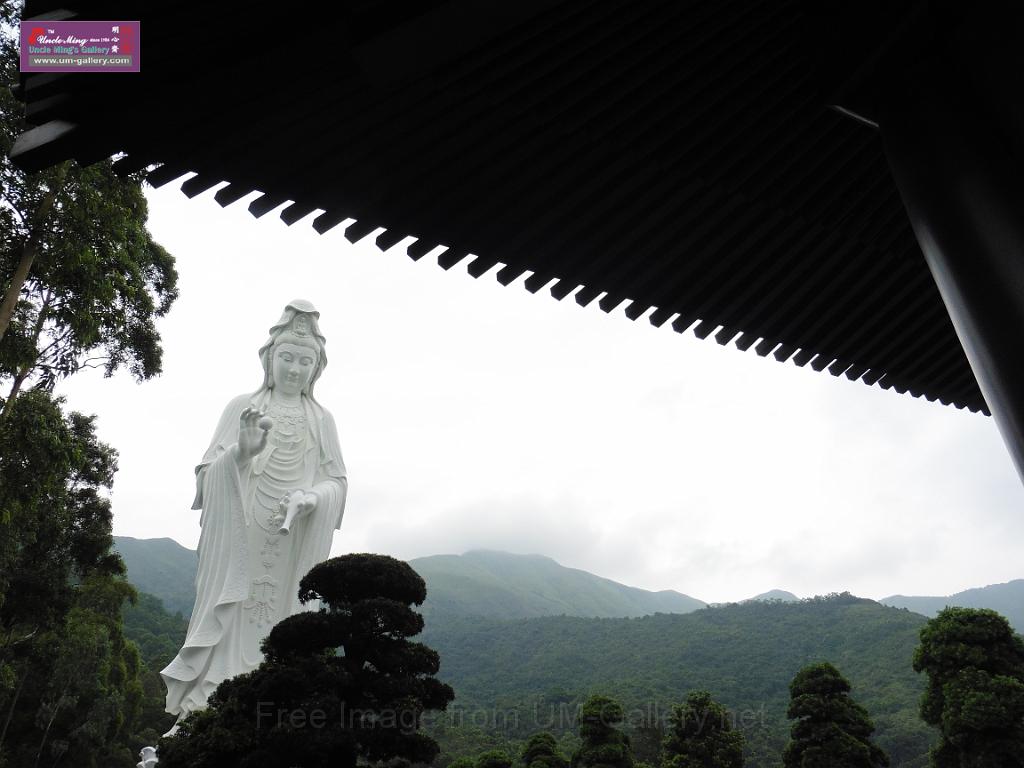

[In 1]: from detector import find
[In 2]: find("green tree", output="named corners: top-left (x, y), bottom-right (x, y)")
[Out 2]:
top-left (913, 607), bottom-right (1024, 767)
top-left (478, 748), bottom-right (514, 768)
top-left (0, 390), bottom-right (120, 624)
top-left (782, 662), bottom-right (888, 768)
top-left (158, 554), bottom-right (455, 768)
top-left (0, 390), bottom-right (143, 768)
top-left (523, 732), bottom-right (568, 768)
top-left (0, 0), bottom-right (178, 416)
top-left (0, 3), bottom-right (177, 763)
top-left (28, 575), bottom-right (143, 768)
top-left (662, 690), bottom-right (744, 768)
top-left (120, 591), bottom-right (188, 742)
top-left (572, 695), bottom-right (634, 768)
top-left (631, 717), bottom-right (665, 767)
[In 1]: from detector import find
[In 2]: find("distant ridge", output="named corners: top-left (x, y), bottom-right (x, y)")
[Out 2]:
top-left (111, 536), bottom-right (1023, 632)
top-left (113, 536), bottom-right (197, 617)
top-left (112, 539), bottom-right (706, 621)
top-left (409, 549), bottom-right (706, 621)
top-left (745, 589), bottom-right (799, 603)
top-left (881, 579), bottom-right (1024, 632)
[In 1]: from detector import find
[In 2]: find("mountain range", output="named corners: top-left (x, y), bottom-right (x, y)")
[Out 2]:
top-left (111, 537), bottom-right (1023, 631)
top-left (113, 537), bottom-right (1024, 767)
top-left (880, 580), bottom-right (1024, 633)
top-left (111, 538), bottom-right (707, 621)
top-left (410, 550), bottom-right (705, 620)
top-left (746, 589), bottom-right (799, 602)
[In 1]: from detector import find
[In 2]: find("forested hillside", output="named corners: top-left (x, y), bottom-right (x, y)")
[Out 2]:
top-left (122, 592), bottom-right (188, 741)
top-left (120, 584), bottom-right (937, 766)
top-left (113, 536), bottom-right (197, 617)
top-left (421, 595), bottom-right (935, 768)
top-left (114, 539), bottom-right (1022, 766)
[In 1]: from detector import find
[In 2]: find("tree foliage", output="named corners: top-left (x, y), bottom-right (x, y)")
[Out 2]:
top-left (0, 390), bottom-right (143, 767)
top-left (782, 662), bottom-right (888, 768)
top-left (662, 690), bottom-right (744, 768)
top-left (476, 748), bottom-right (514, 768)
top-left (523, 732), bottom-right (561, 762)
top-left (158, 553), bottom-right (455, 768)
top-left (0, 3), bottom-right (178, 764)
top-left (419, 597), bottom-right (932, 766)
top-left (523, 732), bottom-right (569, 768)
top-left (571, 695), bottom-right (634, 768)
top-left (120, 591), bottom-right (188, 741)
top-left (0, 1), bottom-right (178, 415)
top-left (0, 390), bottom-right (121, 631)
top-left (913, 607), bottom-right (1024, 767)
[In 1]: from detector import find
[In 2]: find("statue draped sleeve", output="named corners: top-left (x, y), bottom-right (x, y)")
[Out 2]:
top-left (161, 392), bottom-right (347, 720)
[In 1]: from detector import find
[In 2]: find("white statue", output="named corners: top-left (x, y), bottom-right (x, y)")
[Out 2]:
top-left (160, 299), bottom-right (348, 731)
top-left (137, 746), bottom-right (158, 767)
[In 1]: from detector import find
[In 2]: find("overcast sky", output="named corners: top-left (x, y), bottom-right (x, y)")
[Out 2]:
top-left (55, 180), bottom-right (1024, 605)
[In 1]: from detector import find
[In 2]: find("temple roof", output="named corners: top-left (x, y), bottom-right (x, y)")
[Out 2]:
top-left (12, 0), bottom-right (989, 414)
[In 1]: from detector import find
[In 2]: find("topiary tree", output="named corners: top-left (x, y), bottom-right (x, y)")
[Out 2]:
top-left (662, 690), bottom-right (744, 768)
top-left (913, 607), bottom-right (1024, 767)
top-left (523, 732), bottom-right (568, 768)
top-left (158, 553), bottom-right (455, 768)
top-left (783, 662), bottom-right (888, 768)
top-left (572, 694), bottom-right (634, 768)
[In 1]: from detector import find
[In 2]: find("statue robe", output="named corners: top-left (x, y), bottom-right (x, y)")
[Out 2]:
top-left (161, 390), bottom-right (347, 722)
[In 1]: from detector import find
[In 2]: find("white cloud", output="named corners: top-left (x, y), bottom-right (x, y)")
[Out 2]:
top-left (55, 181), bottom-right (1024, 606)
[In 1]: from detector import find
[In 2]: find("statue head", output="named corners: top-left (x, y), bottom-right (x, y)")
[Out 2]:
top-left (258, 299), bottom-right (328, 398)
